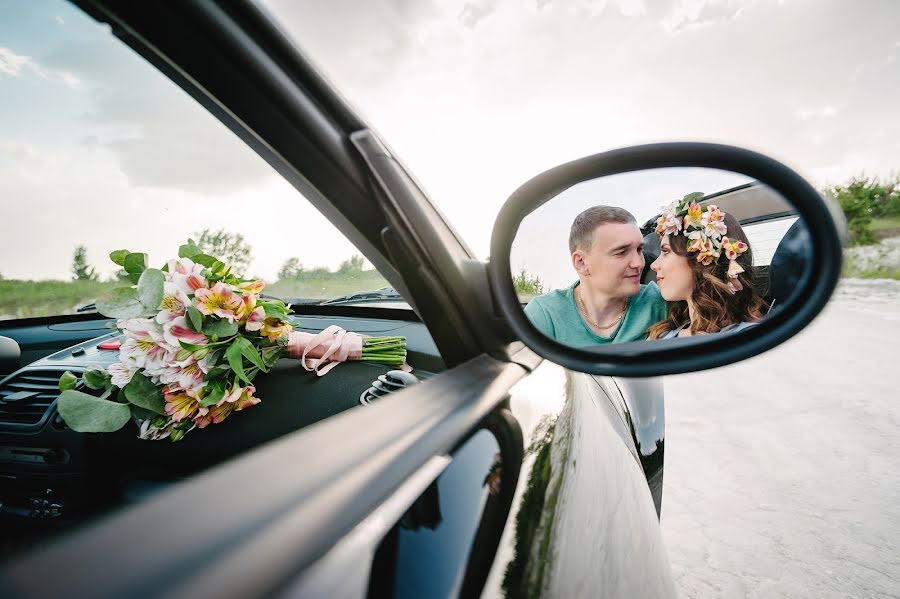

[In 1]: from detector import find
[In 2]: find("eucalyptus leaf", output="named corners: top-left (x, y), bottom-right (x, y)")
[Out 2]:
top-left (109, 249), bottom-right (130, 266)
top-left (123, 372), bottom-right (166, 415)
top-left (128, 272), bottom-right (142, 284)
top-left (58, 371), bottom-right (78, 392)
top-left (123, 252), bottom-right (148, 275)
top-left (187, 306), bottom-right (203, 332)
top-left (137, 268), bottom-right (165, 312)
top-left (96, 287), bottom-right (151, 319)
top-left (202, 318), bottom-right (238, 338)
top-left (129, 404), bottom-right (158, 422)
top-left (57, 390), bottom-right (131, 433)
top-left (83, 368), bottom-right (111, 391)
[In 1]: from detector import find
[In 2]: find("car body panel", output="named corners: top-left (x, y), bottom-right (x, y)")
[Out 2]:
top-left (483, 361), bottom-right (675, 597)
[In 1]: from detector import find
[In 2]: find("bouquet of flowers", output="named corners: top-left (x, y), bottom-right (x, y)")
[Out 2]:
top-left (57, 241), bottom-right (406, 442)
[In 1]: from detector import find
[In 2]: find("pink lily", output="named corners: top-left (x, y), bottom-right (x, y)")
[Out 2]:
top-left (194, 282), bottom-right (244, 323)
top-left (156, 282), bottom-right (192, 324)
top-left (163, 315), bottom-right (209, 349)
top-left (163, 388), bottom-right (200, 423)
top-left (245, 305), bottom-right (266, 331)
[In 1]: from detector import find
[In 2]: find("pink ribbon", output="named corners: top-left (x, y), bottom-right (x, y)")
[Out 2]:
top-left (287, 326), bottom-right (363, 376)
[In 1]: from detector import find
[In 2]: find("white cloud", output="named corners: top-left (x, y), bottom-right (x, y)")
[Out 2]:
top-left (0, 45), bottom-right (81, 89)
top-left (0, 47), bottom-right (31, 77)
top-left (260, 0), bottom-right (900, 258)
top-left (795, 105), bottom-right (839, 120)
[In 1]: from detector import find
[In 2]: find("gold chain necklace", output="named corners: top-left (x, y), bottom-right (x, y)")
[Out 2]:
top-left (576, 287), bottom-right (628, 330)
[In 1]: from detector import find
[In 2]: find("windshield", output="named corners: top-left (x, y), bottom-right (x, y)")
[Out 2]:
top-left (259, 0), bottom-right (900, 261)
top-left (0, 2), bottom-right (401, 321)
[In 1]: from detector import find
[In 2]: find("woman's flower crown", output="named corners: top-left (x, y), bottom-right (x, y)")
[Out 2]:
top-left (655, 192), bottom-right (749, 294)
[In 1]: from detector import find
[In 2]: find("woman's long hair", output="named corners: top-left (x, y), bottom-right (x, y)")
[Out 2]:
top-left (647, 213), bottom-right (767, 339)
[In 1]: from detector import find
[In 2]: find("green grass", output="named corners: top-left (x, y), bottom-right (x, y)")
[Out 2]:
top-left (0, 279), bottom-right (117, 320)
top-left (0, 271), bottom-right (391, 321)
top-left (842, 266), bottom-right (900, 280)
top-left (265, 270), bottom-right (389, 300)
top-left (870, 216), bottom-right (900, 231)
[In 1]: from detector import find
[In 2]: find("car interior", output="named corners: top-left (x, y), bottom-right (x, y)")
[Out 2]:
top-left (0, 307), bottom-right (447, 556)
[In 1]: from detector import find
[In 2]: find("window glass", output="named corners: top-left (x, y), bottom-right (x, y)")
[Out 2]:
top-left (743, 217), bottom-right (799, 267)
top-left (368, 429), bottom-right (502, 598)
top-left (0, 1), bottom-right (394, 321)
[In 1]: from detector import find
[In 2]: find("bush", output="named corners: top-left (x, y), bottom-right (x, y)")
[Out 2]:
top-left (513, 266), bottom-right (544, 296)
top-left (830, 175), bottom-right (900, 246)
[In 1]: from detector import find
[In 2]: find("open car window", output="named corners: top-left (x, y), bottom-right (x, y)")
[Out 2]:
top-left (0, 1), bottom-right (406, 322)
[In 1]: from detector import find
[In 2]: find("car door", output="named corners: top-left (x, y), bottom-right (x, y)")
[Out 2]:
top-left (0, 1), bottom-right (677, 597)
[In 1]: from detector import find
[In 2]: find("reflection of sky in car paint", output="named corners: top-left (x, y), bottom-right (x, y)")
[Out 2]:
top-left (510, 168), bottom-right (754, 291)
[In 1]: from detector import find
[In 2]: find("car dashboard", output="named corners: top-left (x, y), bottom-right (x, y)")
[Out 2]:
top-left (0, 312), bottom-right (443, 557)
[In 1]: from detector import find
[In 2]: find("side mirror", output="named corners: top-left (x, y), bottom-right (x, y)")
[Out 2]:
top-left (489, 142), bottom-right (844, 376)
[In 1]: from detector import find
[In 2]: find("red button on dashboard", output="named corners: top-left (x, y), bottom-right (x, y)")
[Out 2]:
top-left (98, 339), bottom-right (122, 350)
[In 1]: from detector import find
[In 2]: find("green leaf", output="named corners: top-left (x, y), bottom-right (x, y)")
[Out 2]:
top-left (261, 302), bottom-right (290, 318)
top-left (202, 318), bottom-right (238, 338)
top-left (58, 371), bottom-right (78, 392)
top-left (96, 287), bottom-right (150, 319)
top-left (123, 372), bottom-right (166, 415)
top-left (83, 368), bottom-right (110, 391)
top-left (178, 241), bottom-right (201, 259)
top-left (127, 272), bottom-right (142, 284)
top-left (57, 390), bottom-right (131, 433)
top-left (186, 306), bottom-right (203, 332)
top-left (261, 345), bottom-right (286, 368)
top-left (236, 336), bottom-right (268, 373)
top-left (109, 249), bottom-right (130, 266)
top-left (137, 268), bottom-right (165, 312)
top-left (129, 404), bottom-right (158, 421)
top-left (225, 340), bottom-right (252, 386)
top-left (123, 252), bottom-right (148, 275)
top-left (192, 254), bottom-right (217, 267)
top-left (200, 380), bottom-right (226, 408)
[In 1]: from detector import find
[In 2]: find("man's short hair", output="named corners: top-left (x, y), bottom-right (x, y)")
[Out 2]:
top-left (569, 206), bottom-right (637, 252)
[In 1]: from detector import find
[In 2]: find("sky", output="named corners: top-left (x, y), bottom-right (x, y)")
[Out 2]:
top-left (1, 0), bottom-right (898, 281)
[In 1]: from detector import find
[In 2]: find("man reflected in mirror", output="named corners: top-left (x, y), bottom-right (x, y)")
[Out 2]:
top-left (524, 206), bottom-right (666, 345)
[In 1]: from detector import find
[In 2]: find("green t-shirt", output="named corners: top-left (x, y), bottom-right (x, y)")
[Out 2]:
top-left (524, 281), bottom-right (666, 346)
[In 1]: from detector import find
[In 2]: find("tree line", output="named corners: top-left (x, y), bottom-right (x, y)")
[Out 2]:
top-left (70, 228), bottom-right (370, 282)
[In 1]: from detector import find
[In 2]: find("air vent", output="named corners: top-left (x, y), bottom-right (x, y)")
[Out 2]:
top-left (0, 370), bottom-right (80, 427)
top-left (359, 370), bottom-right (420, 405)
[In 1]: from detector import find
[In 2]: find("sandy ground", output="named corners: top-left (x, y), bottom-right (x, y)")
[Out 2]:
top-left (661, 280), bottom-right (900, 598)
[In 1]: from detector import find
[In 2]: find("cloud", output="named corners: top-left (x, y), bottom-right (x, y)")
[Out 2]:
top-left (661, 0), bottom-right (751, 35)
top-left (0, 46), bottom-right (31, 77)
top-left (0, 44), bottom-right (81, 89)
top-left (258, 0), bottom-right (900, 258)
top-left (795, 105), bottom-right (839, 120)
top-left (36, 38), bottom-right (272, 193)
top-left (459, 0), bottom-right (501, 28)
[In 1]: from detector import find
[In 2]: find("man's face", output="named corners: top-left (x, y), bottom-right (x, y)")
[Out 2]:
top-left (572, 222), bottom-right (645, 297)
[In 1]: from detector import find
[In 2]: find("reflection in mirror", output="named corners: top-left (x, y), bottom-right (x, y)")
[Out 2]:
top-left (511, 168), bottom-right (810, 349)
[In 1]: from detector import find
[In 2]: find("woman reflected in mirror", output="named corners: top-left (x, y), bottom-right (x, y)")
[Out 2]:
top-left (647, 193), bottom-right (767, 339)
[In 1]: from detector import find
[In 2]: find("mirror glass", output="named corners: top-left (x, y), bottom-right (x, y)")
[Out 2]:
top-left (510, 167), bottom-right (811, 347)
